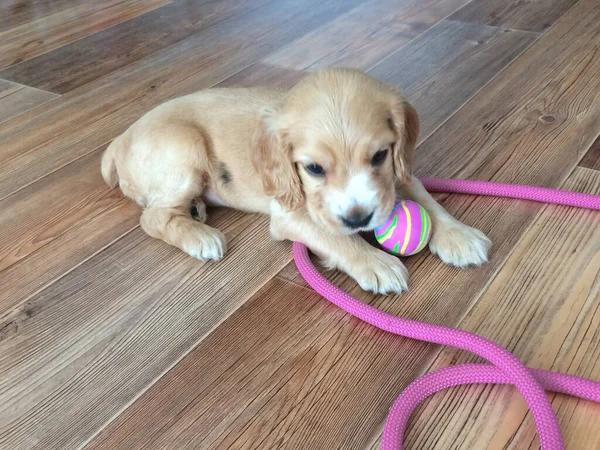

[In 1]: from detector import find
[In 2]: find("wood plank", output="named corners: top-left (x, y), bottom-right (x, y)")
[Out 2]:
top-left (85, 170), bottom-right (600, 448)
top-left (0, 0), bottom-right (294, 93)
top-left (0, 210), bottom-right (291, 450)
top-left (0, 0), bottom-right (170, 70)
top-left (411, 0), bottom-right (600, 187)
top-left (449, 0), bottom-right (579, 33)
top-left (0, 79), bottom-right (57, 124)
top-left (0, 64), bottom-right (305, 450)
top-left (265, 0), bottom-right (471, 72)
top-left (389, 167), bottom-right (600, 450)
top-left (0, 148), bottom-right (139, 309)
top-left (85, 186), bottom-right (570, 449)
top-left (217, 63), bottom-right (307, 89)
top-left (0, 64), bottom-right (304, 313)
top-left (0, 0), bottom-right (364, 200)
top-left (367, 20), bottom-right (539, 139)
top-left (0, 0), bottom-right (88, 31)
top-left (580, 135), bottom-right (600, 171)
top-left (85, 277), bottom-right (438, 450)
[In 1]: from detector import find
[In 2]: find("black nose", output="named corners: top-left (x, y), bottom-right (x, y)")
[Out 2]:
top-left (342, 211), bottom-right (374, 229)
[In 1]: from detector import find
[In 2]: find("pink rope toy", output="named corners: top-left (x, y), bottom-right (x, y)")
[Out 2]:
top-left (292, 178), bottom-right (600, 450)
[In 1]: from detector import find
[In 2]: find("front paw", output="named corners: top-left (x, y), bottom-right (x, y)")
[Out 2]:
top-left (429, 222), bottom-right (491, 268)
top-left (349, 250), bottom-right (409, 294)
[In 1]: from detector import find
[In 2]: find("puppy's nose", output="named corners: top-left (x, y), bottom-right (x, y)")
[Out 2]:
top-left (342, 211), bottom-right (374, 229)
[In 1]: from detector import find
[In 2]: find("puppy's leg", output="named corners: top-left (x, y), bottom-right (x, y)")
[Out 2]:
top-left (271, 206), bottom-right (409, 294)
top-left (398, 176), bottom-right (491, 267)
top-left (141, 203), bottom-right (226, 261)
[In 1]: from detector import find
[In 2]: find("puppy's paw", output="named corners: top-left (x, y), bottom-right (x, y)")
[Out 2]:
top-left (350, 250), bottom-right (409, 294)
top-left (429, 222), bottom-right (491, 268)
top-left (183, 227), bottom-right (227, 262)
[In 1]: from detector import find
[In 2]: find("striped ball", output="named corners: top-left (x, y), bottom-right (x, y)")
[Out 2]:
top-left (374, 200), bottom-right (432, 256)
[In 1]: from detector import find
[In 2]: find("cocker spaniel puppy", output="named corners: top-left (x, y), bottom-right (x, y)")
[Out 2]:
top-left (102, 68), bottom-right (491, 294)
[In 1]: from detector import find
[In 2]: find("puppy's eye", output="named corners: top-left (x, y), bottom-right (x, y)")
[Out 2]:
top-left (305, 163), bottom-right (326, 176)
top-left (371, 149), bottom-right (389, 166)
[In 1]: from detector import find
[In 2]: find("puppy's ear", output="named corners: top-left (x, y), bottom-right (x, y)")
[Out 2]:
top-left (389, 98), bottom-right (420, 184)
top-left (252, 108), bottom-right (304, 210)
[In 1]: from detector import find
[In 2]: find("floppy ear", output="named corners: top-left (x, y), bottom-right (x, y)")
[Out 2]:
top-left (252, 108), bottom-right (304, 211)
top-left (389, 99), bottom-right (420, 184)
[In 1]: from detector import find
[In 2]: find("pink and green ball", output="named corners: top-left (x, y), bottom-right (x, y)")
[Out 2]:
top-left (374, 200), bottom-right (432, 256)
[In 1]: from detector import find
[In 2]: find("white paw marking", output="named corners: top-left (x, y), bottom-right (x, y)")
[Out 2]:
top-left (183, 228), bottom-right (227, 262)
top-left (429, 222), bottom-right (491, 268)
top-left (351, 250), bottom-right (409, 294)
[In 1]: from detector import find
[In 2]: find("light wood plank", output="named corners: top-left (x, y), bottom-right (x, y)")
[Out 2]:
top-left (449, 0), bottom-right (579, 33)
top-left (0, 0), bottom-right (170, 70)
top-left (0, 210), bottom-right (291, 450)
top-left (368, 20), bottom-right (539, 139)
top-left (85, 276), bottom-right (438, 450)
top-left (0, 79), bottom-right (57, 123)
top-left (0, 64), bottom-right (306, 450)
top-left (0, 148), bottom-right (139, 309)
top-left (265, 0), bottom-right (471, 72)
top-left (0, 0), bottom-right (364, 200)
top-left (0, 64), bottom-right (305, 314)
top-left (580, 135), bottom-right (600, 171)
top-left (387, 167), bottom-right (600, 450)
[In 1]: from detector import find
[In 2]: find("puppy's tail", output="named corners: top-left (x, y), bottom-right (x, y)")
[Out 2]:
top-left (101, 135), bottom-right (122, 188)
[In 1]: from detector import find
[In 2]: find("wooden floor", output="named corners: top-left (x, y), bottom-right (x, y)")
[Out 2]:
top-left (0, 0), bottom-right (599, 449)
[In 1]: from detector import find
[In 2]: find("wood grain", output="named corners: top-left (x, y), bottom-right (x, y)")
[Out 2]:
top-left (0, 0), bottom-right (292, 93)
top-left (580, 135), bottom-right (600, 171)
top-left (0, 0), bottom-right (170, 70)
top-left (0, 63), bottom-right (304, 318)
top-left (394, 167), bottom-right (600, 450)
top-left (368, 20), bottom-right (539, 140)
top-left (449, 0), bottom-right (579, 33)
top-left (0, 79), bottom-right (57, 124)
top-left (0, 149), bottom-right (139, 310)
top-left (265, 0), bottom-right (471, 72)
top-left (0, 210), bottom-right (291, 450)
top-left (217, 63), bottom-right (307, 89)
top-left (413, 0), bottom-right (600, 187)
top-left (0, 0), bottom-right (363, 200)
top-left (0, 0), bottom-right (89, 31)
top-left (85, 186), bottom-right (575, 449)
top-left (0, 61), bottom-right (308, 450)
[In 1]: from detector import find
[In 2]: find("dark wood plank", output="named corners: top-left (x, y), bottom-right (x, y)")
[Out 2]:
top-left (0, 79), bottom-right (57, 123)
top-left (368, 20), bottom-right (539, 140)
top-left (0, 0), bottom-right (295, 93)
top-left (0, 0), bottom-right (364, 200)
top-left (265, 0), bottom-right (471, 71)
top-left (580, 134), bottom-right (600, 171)
top-left (0, 0), bottom-right (170, 70)
top-left (449, 0), bottom-right (579, 33)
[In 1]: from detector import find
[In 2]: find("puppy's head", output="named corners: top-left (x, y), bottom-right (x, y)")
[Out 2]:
top-left (253, 68), bottom-right (420, 235)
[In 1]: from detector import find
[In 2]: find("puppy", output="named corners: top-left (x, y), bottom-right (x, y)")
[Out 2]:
top-left (101, 68), bottom-right (491, 294)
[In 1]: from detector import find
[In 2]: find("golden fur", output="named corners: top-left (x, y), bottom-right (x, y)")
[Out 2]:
top-left (102, 68), bottom-right (491, 294)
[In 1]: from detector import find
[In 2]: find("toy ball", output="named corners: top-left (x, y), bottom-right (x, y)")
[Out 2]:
top-left (374, 200), bottom-right (432, 256)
